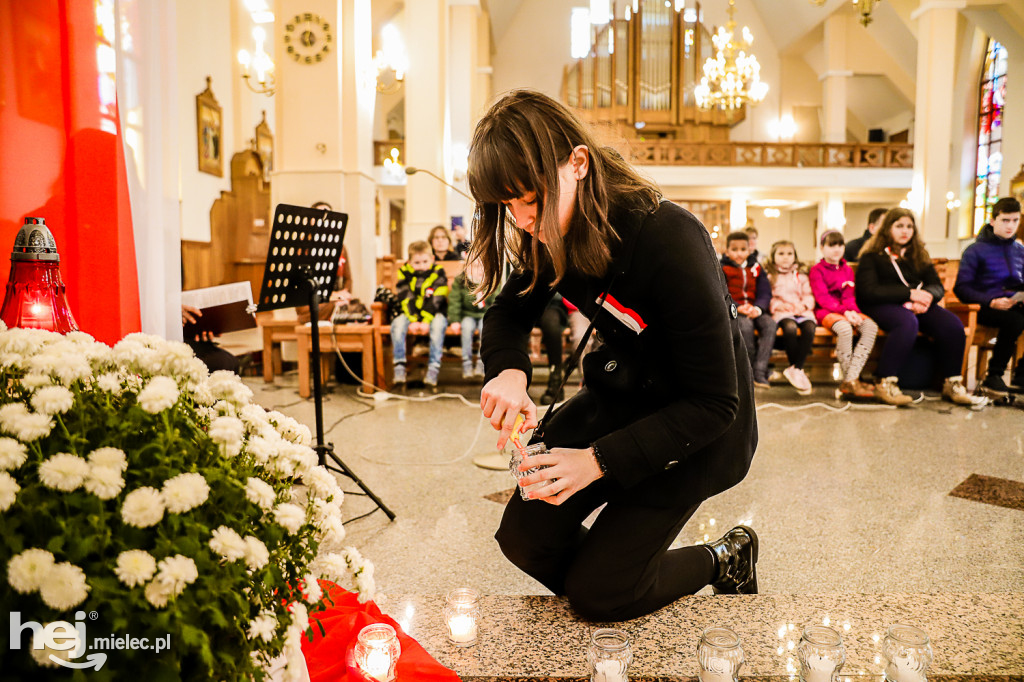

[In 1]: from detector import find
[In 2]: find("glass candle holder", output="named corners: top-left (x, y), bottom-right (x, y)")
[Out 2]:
top-left (509, 443), bottom-right (553, 501)
top-left (697, 626), bottom-right (744, 682)
top-left (443, 587), bottom-right (480, 647)
top-left (353, 623), bottom-right (400, 682)
top-left (587, 628), bottom-right (632, 682)
top-left (882, 624), bottom-right (933, 682)
top-left (799, 625), bottom-right (846, 682)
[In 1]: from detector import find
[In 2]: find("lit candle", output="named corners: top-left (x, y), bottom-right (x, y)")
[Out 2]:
top-left (805, 653), bottom-right (836, 682)
top-left (448, 613), bottom-right (477, 644)
top-left (362, 646), bottom-right (392, 682)
top-left (699, 659), bottom-right (735, 682)
top-left (593, 658), bottom-right (626, 682)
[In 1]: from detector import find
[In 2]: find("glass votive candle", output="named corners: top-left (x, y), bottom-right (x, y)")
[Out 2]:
top-left (587, 628), bottom-right (632, 682)
top-left (444, 587), bottom-right (480, 647)
top-left (882, 624), bottom-right (933, 682)
top-left (697, 626), bottom-right (744, 682)
top-left (353, 623), bottom-right (400, 682)
top-left (509, 443), bottom-right (553, 501)
top-left (799, 625), bottom-right (846, 682)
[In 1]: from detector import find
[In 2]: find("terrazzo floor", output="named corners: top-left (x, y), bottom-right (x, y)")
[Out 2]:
top-left (244, 364), bottom-right (1024, 602)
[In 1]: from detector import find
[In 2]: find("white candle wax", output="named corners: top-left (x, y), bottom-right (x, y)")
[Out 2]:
top-left (448, 614), bottom-right (478, 643)
top-left (593, 658), bottom-right (627, 682)
top-left (804, 653), bottom-right (836, 682)
top-left (700, 658), bottom-right (735, 682)
top-left (361, 647), bottom-right (392, 682)
top-left (887, 657), bottom-right (926, 682)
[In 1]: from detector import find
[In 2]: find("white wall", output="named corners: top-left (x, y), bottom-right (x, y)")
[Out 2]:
top-left (176, 0), bottom-right (235, 242)
top-left (492, 0), bottom-right (578, 98)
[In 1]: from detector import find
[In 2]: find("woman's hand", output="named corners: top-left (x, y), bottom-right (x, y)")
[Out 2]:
top-left (518, 447), bottom-right (602, 506)
top-left (909, 288), bottom-right (933, 308)
top-left (481, 369), bottom-right (536, 449)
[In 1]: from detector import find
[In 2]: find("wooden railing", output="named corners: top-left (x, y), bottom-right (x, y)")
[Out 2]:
top-left (626, 141), bottom-right (914, 168)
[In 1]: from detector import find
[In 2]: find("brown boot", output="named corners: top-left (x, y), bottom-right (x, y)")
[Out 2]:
top-left (942, 376), bottom-right (985, 406)
top-left (875, 376), bottom-right (913, 406)
top-left (840, 380), bottom-right (875, 399)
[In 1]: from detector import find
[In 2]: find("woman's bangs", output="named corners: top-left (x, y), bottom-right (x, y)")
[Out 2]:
top-left (468, 132), bottom-right (537, 204)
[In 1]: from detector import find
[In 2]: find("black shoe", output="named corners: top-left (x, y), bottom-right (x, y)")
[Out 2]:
top-left (1009, 375), bottom-right (1024, 394)
top-left (706, 526), bottom-right (759, 595)
top-left (981, 373), bottom-right (1010, 397)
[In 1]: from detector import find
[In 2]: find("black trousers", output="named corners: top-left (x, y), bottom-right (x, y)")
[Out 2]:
top-left (778, 318), bottom-right (816, 369)
top-left (539, 299), bottom-right (569, 367)
top-left (495, 388), bottom-right (715, 622)
top-left (977, 305), bottom-right (1024, 377)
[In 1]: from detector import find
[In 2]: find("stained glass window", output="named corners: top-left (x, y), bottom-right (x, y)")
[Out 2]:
top-left (973, 40), bottom-right (1007, 236)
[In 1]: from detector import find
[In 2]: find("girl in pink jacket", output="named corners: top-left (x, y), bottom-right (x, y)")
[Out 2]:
top-left (808, 230), bottom-right (878, 398)
top-left (766, 240), bottom-right (816, 394)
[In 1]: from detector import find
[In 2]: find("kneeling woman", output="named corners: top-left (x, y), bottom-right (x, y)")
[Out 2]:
top-left (855, 208), bottom-right (979, 406)
top-left (468, 90), bottom-right (759, 622)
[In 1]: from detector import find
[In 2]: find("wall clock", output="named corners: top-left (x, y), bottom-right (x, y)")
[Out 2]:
top-left (283, 12), bottom-right (332, 64)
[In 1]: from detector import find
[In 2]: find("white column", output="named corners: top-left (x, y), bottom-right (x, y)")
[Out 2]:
top-left (911, 2), bottom-right (964, 257)
top-left (821, 14), bottom-right (850, 144)
top-left (1000, 50), bottom-right (1024, 198)
top-left (404, 0), bottom-right (447, 250)
top-left (272, 0), bottom-right (376, 301)
top-left (730, 195), bottom-right (747, 232)
top-left (448, 2), bottom-right (481, 231)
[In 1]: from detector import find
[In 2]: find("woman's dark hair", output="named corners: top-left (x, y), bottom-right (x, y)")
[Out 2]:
top-left (861, 207), bottom-right (931, 270)
top-left (428, 225), bottom-right (452, 255)
top-left (466, 90), bottom-right (661, 297)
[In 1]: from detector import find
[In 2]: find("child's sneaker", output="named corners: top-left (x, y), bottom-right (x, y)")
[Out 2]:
top-left (473, 358), bottom-right (485, 378)
top-left (795, 368), bottom-right (813, 395)
top-left (980, 373), bottom-right (1010, 397)
top-left (462, 359), bottom-right (474, 380)
top-left (392, 363), bottom-right (406, 385)
top-left (874, 376), bottom-right (912, 406)
top-left (752, 373), bottom-right (770, 389)
top-left (782, 366), bottom-right (803, 392)
top-left (424, 364), bottom-right (440, 387)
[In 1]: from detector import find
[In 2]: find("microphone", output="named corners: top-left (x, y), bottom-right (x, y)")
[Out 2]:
top-left (404, 166), bottom-right (474, 202)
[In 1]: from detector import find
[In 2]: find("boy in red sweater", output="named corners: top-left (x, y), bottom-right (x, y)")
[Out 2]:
top-left (721, 232), bottom-right (776, 388)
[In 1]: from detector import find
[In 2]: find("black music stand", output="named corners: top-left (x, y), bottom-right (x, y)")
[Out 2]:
top-left (257, 203), bottom-right (395, 521)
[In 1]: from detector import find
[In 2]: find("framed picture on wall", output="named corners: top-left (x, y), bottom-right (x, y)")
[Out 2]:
top-left (255, 110), bottom-right (273, 183)
top-left (1010, 164), bottom-right (1024, 205)
top-left (196, 76), bottom-right (223, 177)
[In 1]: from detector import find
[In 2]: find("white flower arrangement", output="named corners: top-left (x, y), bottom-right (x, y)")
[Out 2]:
top-left (0, 326), bottom-right (373, 681)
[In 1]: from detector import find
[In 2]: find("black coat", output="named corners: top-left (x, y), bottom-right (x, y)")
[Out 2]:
top-left (481, 201), bottom-right (757, 508)
top-left (855, 250), bottom-right (944, 308)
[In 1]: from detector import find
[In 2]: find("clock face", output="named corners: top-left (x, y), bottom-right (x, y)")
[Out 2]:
top-left (283, 13), bottom-right (332, 64)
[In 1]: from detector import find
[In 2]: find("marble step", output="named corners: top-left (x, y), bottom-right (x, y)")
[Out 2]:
top-left (379, 592), bottom-right (1024, 681)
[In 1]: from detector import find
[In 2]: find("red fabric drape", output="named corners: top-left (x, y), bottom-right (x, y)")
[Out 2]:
top-left (302, 582), bottom-right (460, 682)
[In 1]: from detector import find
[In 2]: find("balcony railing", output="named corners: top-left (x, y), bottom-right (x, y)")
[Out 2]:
top-left (626, 141), bottom-right (914, 168)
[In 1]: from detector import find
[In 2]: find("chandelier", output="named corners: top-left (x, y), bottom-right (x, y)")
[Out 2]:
top-left (811, 0), bottom-right (880, 27)
top-left (695, 0), bottom-right (769, 111)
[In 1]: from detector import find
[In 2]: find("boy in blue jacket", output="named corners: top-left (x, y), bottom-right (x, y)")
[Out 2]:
top-left (954, 197), bottom-right (1024, 396)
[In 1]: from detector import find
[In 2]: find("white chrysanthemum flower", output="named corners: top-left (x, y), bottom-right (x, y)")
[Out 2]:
top-left (248, 611), bottom-right (278, 643)
top-left (273, 503), bottom-right (306, 535)
top-left (21, 373), bottom-right (52, 391)
top-left (209, 416), bottom-right (244, 457)
top-left (211, 400), bottom-right (237, 418)
top-left (114, 550), bottom-right (157, 588)
top-left (161, 472), bottom-right (210, 514)
top-left (39, 562), bottom-right (90, 610)
top-left (243, 536), bottom-right (270, 571)
top-left (0, 471), bottom-right (18, 511)
top-left (0, 437), bottom-right (28, 470)
top-left (121, 487), bottom-right (165, 528)
top-left (209, 526), bottom-right (247, 563)
top-left (303, 573), bottom-right (323, 604)
top-left (144, 578), bottom-right (173, 608)
top-left (95, 372), bottom-right (124, 395)
top-left (155, 554), bottom-right (198, 596)
top-left (0, 403), bottom-right (53, 442)
top-left (318, 513), bottom-right (346, 546)
top-left (88, 447), bottom-right (127, 472)
top-left (192, 381), bottom-right (215, 407)
top-left (0, 352), bottom-right (22, 370)
top-left (240, 404), bottom-right (269, 430)
top-left (245, 435), bottom-right (275, 465)
top-left (206, 370), bottom-right (254, 407)
top-left (245, 477), bottom-right (276, 512)
top-left (30, 385), bottom-right (74, 416)
top-left (137, 376), bottom-right (179, 414)
top-left (84, 465), bottom-right (124, 500)
top-left (286, 602), bottom-right (310, 642)
top-left (302, 467), bottom-right (342, 501)
top-left (7, 548), bottom-right (55, 593)
top-left (38, 453), bottom-right (90, 492)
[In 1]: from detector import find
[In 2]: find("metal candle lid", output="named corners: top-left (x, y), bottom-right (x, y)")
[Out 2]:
top-left (12, 217), bottom-right (60, 262)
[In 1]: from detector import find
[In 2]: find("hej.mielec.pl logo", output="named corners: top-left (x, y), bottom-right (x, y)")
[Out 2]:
top-left (10, 610), bottom-right (171, 670)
